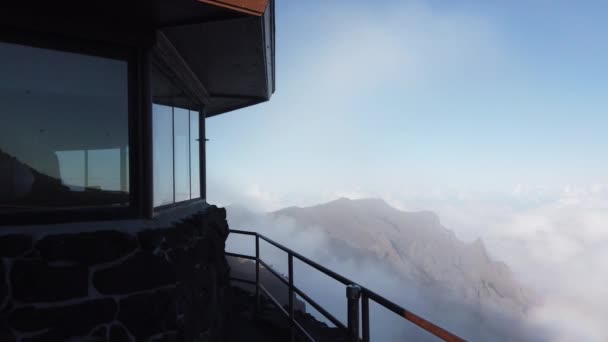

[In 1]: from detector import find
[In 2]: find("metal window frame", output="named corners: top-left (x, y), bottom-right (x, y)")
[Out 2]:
top-left (0, 26), bottom-right (151, 225)
top-left (151, 104), bottom-right (205, 212)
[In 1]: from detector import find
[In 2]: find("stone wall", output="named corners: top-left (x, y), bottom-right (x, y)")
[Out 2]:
top-left (0, 206), bottom-right (231, 342)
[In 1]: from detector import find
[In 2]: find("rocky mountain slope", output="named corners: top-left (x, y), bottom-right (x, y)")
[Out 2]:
top-left (272, 198), bottom-right (535, 315)
top-left (227, 198), bottom-right (543, 341)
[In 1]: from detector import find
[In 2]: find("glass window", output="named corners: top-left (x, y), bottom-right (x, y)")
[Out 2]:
top-left (152, 105), bottom-right (202, 207)
top-left (0, 41), bottom-right (129, 209)
top-left (153, 104), bottom-right (174, 207)
top-left (174, 108), bottom-right (190, 202)
top-left (190, 111), bottom-right (201, 199)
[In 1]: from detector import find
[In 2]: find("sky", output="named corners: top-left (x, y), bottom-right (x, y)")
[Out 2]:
top-left (207, 1), bottom-right (608, 340)
top-left (207, 0), bottom-right (608, 209)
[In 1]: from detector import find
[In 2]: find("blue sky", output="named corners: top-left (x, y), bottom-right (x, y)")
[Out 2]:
top-left (208, 2), bottom-right (608, 338)
top-left (207, 0), bottom-right (608, 209)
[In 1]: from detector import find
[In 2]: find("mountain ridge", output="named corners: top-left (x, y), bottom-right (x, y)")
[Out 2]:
top-left (226, 197), bottom-right (542, 341)
top-left (269, 197), bottom-right (533, 313)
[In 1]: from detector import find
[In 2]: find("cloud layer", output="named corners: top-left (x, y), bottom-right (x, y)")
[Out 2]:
top-left (215, 181), bottom-right (608, 341)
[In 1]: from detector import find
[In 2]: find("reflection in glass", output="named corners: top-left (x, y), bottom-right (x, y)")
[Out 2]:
top-left (190, 111), bottom-right (201, 199)
top-left (153, 104), bottom-right (174, 207)
top-left (0, 41), bottom-right (129, 208)
top-left (89, 149), bottom-right (122, 191)
top-left (152, 105), bottom-right (202, 207)
top-left (56, 151), bottom-right (85, 191)
top-left (174, 108), bottom-right (190, 202)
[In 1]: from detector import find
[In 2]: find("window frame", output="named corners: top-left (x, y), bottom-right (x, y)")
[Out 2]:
top-left (152, 105), bottom-right (203, 209)
top-left (0, 27), bottom-right (145, 225)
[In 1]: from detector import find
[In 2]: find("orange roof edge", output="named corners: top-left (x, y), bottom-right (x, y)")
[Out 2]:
top-left (198, 0), bottom-right (269, 16)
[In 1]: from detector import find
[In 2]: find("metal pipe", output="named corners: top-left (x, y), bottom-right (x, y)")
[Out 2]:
top-left (362, 294), bottom-right (370, 342)
top-left (292, 284), bottom-right (347, 331)
top-left (257, 232), bottom-right (353, 285)
top-left (347, 284), bottom-right (361, 342)
top-left (362, 288), bottom-right (466, 342)
top-left (227, 230), bottom-right (467, 342)
top-left (171, 106), bottom-right (175, 204)
top-left (289, 253), bottom-right (295, 342)
top-left (199, 107), bottom-right (206, 199)
top-left (225, 252), bottom-right (256, 261)
top-left (258, 259), bottom-right (289, 287)
top-left (255, 234), bottom-right (260, 314)
top-left (230, 277), bottom-right (257, 286)
top-left (258, 284), bottom-right (316, 342)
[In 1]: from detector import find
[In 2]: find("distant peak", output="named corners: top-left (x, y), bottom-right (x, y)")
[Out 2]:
top-left (273, 197), bottom-right (397, 214)
top-left (470, 238), bottom-right (489, 257)
top-left (334, 197), bottom-right (352, 202)
top-left (332, 197), bottom-right (388, 205)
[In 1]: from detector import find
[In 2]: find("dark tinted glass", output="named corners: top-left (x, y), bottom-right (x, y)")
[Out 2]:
top-left (153, 104), bottom-right (174, 207)
top-left (174, 107), bottom-right (190, 202)
top-left (190, 111), bottom-right (201, 199)
top-left (152, 105), bottom-right (202, 207)
top-left (0, 41), bottom-right (129, 209)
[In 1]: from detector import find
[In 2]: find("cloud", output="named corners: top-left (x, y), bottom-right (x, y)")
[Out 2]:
top-left (216, 181), bottom-right (608, 341)
top-left (207, 1), bottom-right (607, 339)
top-left (407, 186), bottom-right (608, 341)
top-left (224, 200), bottom-right (551, 341)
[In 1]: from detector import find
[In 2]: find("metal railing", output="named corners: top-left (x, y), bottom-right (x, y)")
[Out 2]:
top-left (226, 229), bottom-right (467, 342)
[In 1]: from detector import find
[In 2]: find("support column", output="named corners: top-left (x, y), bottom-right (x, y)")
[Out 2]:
top-left (139, 46), bottom-right (154, 218)
top-left (347, 284), bottom-right (361, 342)
top-left (199, 107), bottom-right (206, 200)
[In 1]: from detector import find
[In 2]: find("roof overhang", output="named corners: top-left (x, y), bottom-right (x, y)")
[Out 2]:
top-left (0, 0), bottom-right (276, 117)
top-left (153, 0), bottom-right (276, 116)
top-left (197, 0), bottom-right (269, 16)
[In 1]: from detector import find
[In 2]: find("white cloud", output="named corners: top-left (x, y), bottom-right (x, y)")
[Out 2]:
top-left (217, 182), bottom-right (608, 340)
top-left (422, 186), bottom-right (608, 341)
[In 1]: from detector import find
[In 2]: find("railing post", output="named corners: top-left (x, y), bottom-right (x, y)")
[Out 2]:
top-left (255, 234), bottom-right (260, 314)
top-left (347, 284), bottom-right (361, 342)
top-left (288, 254), bottom-right (295, 342)
top-left (361, 293), bottom-right (370, 342)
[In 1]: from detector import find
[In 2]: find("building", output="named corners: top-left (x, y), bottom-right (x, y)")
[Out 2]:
top-left (0, 1), bottom-right (275, 341)
top-left (0, 1), bottom-right (470, 341)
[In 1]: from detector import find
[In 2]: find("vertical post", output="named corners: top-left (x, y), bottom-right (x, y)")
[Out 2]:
top-left (139, 46), bottom-right (154, 218)
top-left (347, 284), bottom-right (361, 342)
top-left (198, 107), bottom-right (206, 200)
top-left (361, 293), bottom-right (370, 342)
top-left (188, 111), bottom-right (191, 199)
top-left (288, 254), bottom-right (295, 342)
top-left (255, 235), bottom-right (260, 314)
top-left (171, 107), bottom-right (175, 204)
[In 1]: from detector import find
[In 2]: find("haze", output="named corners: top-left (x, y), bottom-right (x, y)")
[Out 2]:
top-left (208, 1), bottom-right (608, 341)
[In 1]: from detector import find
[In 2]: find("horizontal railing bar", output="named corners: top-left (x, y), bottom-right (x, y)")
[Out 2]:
top-left (293, 318), bottom-right (317, 342)
top-left (229, 229), bottom-right (258, 236)
top-left (259, 284), bottom-right (317, 342)
top-left (292, 285), bottom-right (347, 331)
top-left (259, 283), bottom-right (290, 317)
top-left (362, 288), bottom-right (466, 342)
top-left (231, 229), bottom-right (352, 285)
top-left (230, 277), bottom-right (257, 285)
top-left (258, 259), bottom-right (290, 287)
top-left (229, 230), bottom-right (466, 342)
top-left (226, 252), bottom-right (257, 261)
top-left (254, 233), bottom-right (353, 286)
